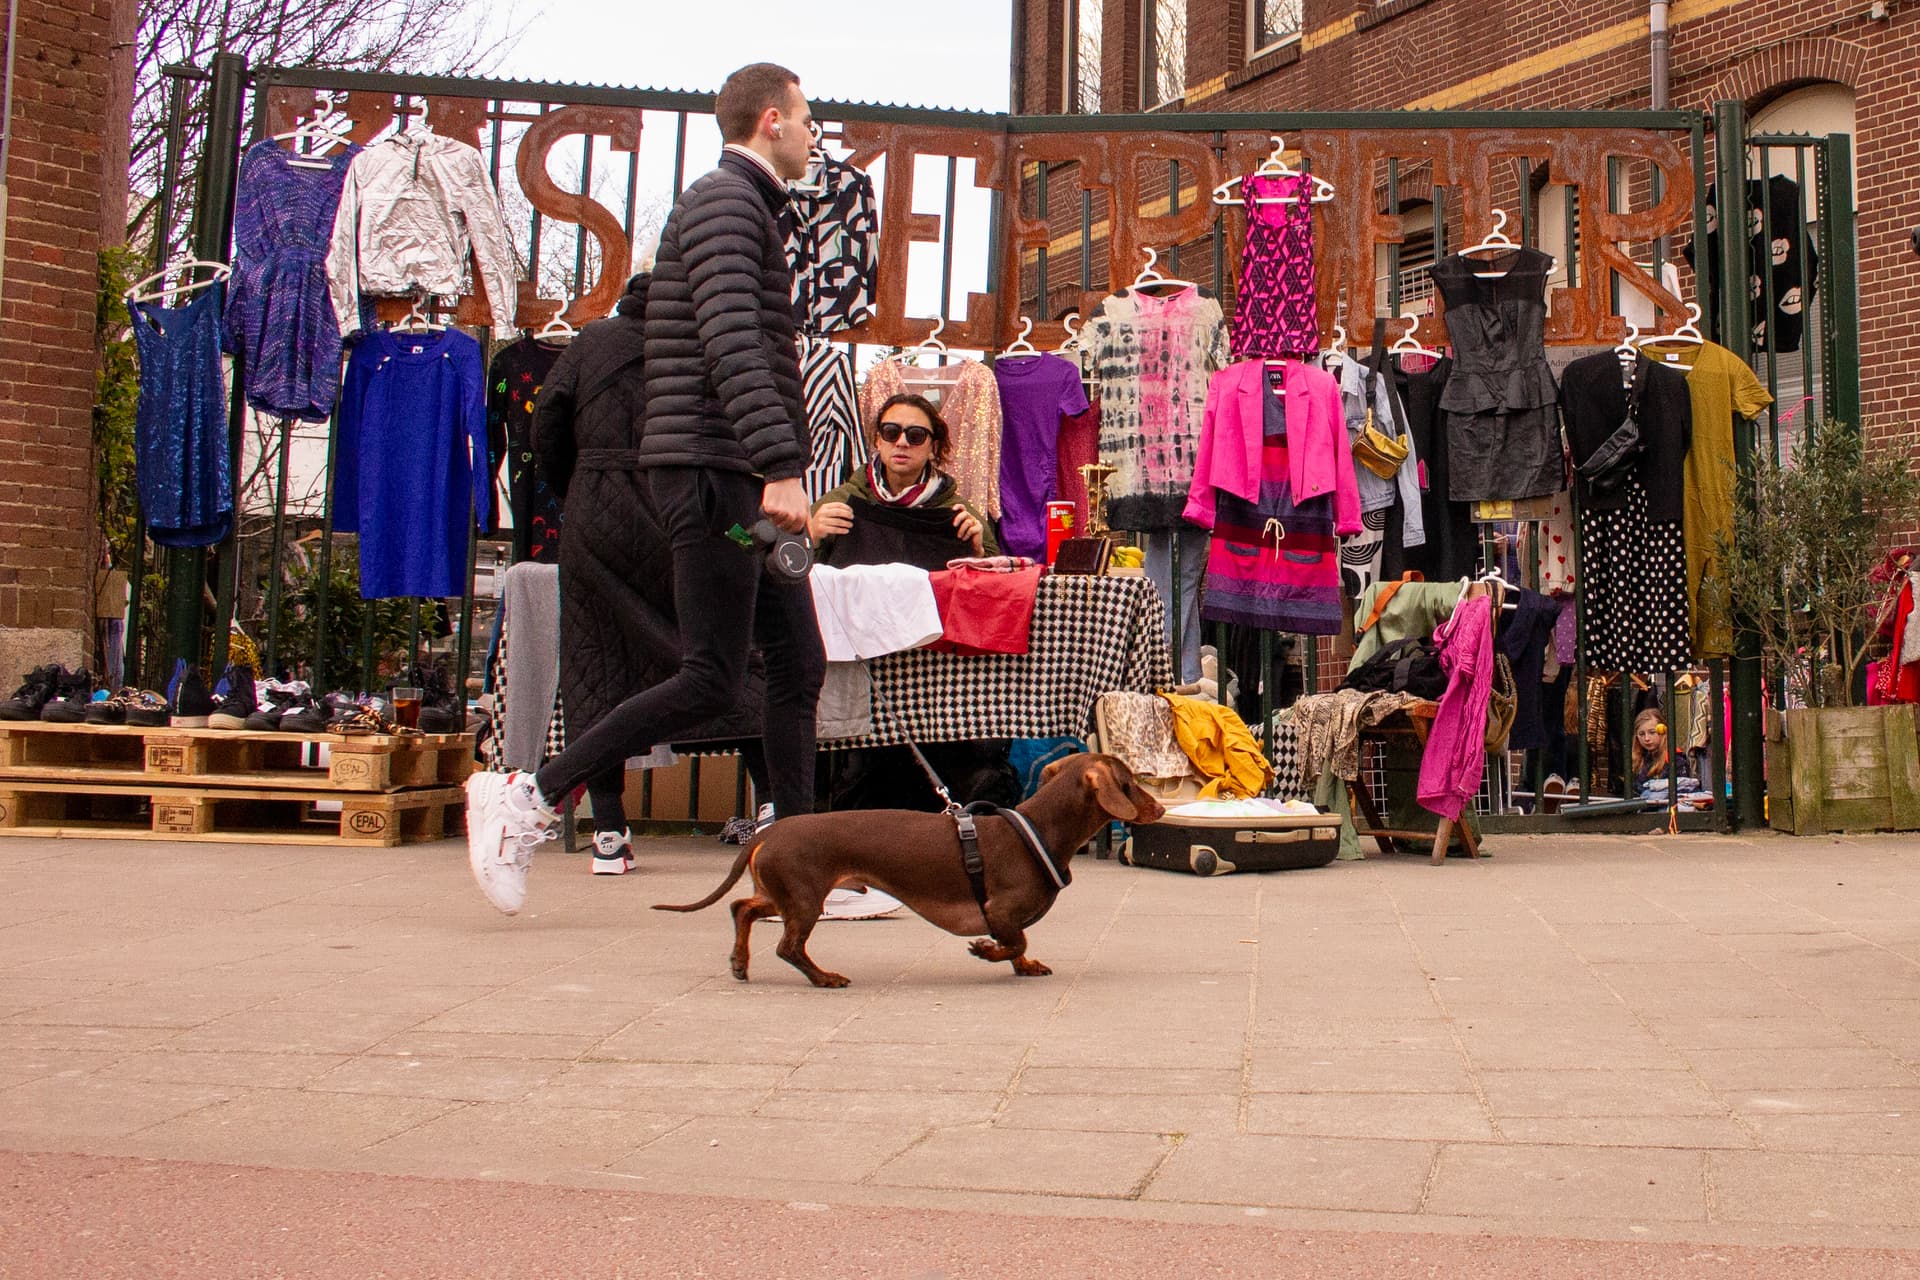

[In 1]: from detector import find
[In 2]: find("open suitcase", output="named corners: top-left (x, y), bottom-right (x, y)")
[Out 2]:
top-left (1120, 810), bottom-right (1342, 876)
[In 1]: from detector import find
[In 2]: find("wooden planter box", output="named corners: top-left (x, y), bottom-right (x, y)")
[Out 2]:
top-left (1767, 704), bottom-right (1920, 835)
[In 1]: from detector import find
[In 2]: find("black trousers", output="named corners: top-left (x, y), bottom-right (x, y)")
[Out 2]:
top-left (535, 467), bottom-right (825, 821)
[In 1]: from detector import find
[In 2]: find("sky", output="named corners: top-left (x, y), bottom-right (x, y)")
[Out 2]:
top-left (496, 0), bottom-right (1015, 113)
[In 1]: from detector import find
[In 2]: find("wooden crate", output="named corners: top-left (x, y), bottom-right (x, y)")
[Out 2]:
top-left (0, 780), bottom-right (465, 847)
top-left (0, 722), bottom-right (474, 792)
top-left (1768, 704), bottom-right (1920, 835)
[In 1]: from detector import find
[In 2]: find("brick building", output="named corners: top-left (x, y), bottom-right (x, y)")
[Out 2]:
top-left (0, 0), bottom-right (137, 680)
top-left (1014, 0), bottom-right (1920, 483)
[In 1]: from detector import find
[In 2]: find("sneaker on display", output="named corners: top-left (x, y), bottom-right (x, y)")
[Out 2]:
top-left (465, 770), bottom-right (558, 915)
top-left (83, 687), bottom-right (134, 726)
top-left (207, 664), bottom-right (257, 730)
top-left (122, 689), bottom-right (170, 727)
top-left (1540, 773), bottom-right (1568, 816)
top-left (275, 693), bottom-right (327, 733)
top-left (591, 828), bottom-right (634, 875)
top-left (820, 887), bottom-right (903, 920)
top-left (0, 664), bottom-right (64, 721)
top-left (169, 664), bottom-right (215, 728)
top-left (37, 668), bottom-right (95, 723)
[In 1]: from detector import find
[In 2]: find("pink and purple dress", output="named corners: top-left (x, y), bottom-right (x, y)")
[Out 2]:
top-left (1230, 172), bottom-right (1319, 361)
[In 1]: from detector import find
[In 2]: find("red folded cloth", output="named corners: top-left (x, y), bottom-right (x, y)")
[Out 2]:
top-left (927, 565), bottom-right (1045, 655)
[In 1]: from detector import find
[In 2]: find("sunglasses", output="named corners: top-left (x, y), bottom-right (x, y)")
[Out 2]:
top-left (876, 421), bottom-right (933, 446)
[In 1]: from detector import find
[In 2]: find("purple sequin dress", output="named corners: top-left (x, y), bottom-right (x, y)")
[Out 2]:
top-left (1230, 172), bottom-right (1319, 360)
top-left (223, 140), bottom-right (360, 422)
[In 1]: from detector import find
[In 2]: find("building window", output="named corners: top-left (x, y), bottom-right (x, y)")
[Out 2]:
top-left (1143, 0), bottom-right (1187, 108)
top-left (1067, 0), bottom-right (1104, 113)
top-left (1249, 0), bottom-right (1302, 55)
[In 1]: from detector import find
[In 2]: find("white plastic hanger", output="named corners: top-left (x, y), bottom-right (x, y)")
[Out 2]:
top-left (1389, 314), bottom-right (1443, 362)
top-left (1321, 323), bottom-right (1347, 362)
top-left (1459, 209), bottom-right (1545, 278)
top-left (1212, 135), bottom-right (1337, 206)
top-left (392, 292), bottom-right (447, 334)
top-left (127, 258), bottom-right (231, 305)
top-left (997, 316), bottom-right (1041, 360)
top-left (1055, 312), bottom-right (1084, 355)
top-left (1616, 320), bottom-right (1643, 379)
top-left (535, 314), bottom-right (577, 343)
top-left (1129, 246), bottom-right (1196, 294)
top-left (1632, 302), bottom-right (1706, 365)
top-left (273, 90), bottom-right (353, 169)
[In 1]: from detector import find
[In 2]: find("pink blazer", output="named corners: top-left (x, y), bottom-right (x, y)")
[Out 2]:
top-left (1182, 359), bottom-right (1361, 535)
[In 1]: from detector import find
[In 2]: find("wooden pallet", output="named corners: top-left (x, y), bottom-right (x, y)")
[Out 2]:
top-left (0, 722), bottom-right (474, 792)
top-left (0, 779), bottom-right (465, 847)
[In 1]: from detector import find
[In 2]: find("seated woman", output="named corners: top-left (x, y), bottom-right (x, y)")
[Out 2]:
top-left (1631, 707), bottom-right (1700, 805)
top-left (808, 393), bottom-right (998, 567)
top-left (808, 393), bottom-right (1017, 815)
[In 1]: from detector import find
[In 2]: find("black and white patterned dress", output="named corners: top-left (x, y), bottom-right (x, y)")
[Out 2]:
top-left (780, 153), bottom-right (878, 502)
top-left (1559, 352), bottom-right (1694, 673)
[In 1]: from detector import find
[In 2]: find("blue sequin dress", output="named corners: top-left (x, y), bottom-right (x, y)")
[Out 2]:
top-left (222, 140), bottom-right (360, 422)
top-left (131, 282), bottom-right (232, 547)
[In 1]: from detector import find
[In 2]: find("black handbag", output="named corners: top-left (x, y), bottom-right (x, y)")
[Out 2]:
top-left (1341, 635), bottom-right (1449, 700)
top-left (1575, 357), bottom-right (1646, 497)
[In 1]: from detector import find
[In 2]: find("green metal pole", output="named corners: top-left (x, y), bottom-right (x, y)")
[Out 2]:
top-left (1714, 100), bottom-right (1763, 831)
top-left (1816, 133), bottom-right (1860, 432)
top-left (163, 51), bottom-right (248, 673)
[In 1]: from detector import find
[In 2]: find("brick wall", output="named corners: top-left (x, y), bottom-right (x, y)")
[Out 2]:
top-left (1032, 0), bottom-right (1919, 531)
top-left (0, 0), bottom-right (132, 678)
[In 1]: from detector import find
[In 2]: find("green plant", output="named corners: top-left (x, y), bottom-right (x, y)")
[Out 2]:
top-left (268, 544), bottom-right (415, 689)
top-left (1715, 423), bottom-right (1920, 709)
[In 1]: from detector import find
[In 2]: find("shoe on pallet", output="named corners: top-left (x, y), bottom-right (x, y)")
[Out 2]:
top-left (207, 664), bottom-right (258, 730)
top-left (0, 664), bottom-right (63, 721)
top-left (591, 828), bottom-right (634, 875)
top-left (165, 661), bottom-right (215, 728)
top-left (273, 692), bottom-right (327, 733)
top-left (84, 687), bottom-right (133, 726)
top-left (243, 677), bottom-right (307, 730)
top-left (402, 662), bottom-right (464, 735)
top-left (37, 668), bottom-right (96, 723)
top-left (121, 689), bottom-right (170, 727)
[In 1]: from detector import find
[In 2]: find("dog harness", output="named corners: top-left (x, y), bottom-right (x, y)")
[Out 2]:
top-left (906, 742), bottom-right (1071, 921)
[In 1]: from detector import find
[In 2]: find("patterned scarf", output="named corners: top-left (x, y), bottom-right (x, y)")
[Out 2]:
top-left (866, 457), bottom-right (947, 508)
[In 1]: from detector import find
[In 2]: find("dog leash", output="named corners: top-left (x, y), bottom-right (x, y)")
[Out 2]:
top-left (906, 742), bottom-right (1070, 911)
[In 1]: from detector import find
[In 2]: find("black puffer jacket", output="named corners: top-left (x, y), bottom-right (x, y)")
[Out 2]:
top-left (641, 150), bottom-right (808, 481)
top-left (533, 273), bottom-right (762, 745)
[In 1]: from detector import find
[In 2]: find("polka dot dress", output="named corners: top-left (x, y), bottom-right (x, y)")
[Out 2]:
top-left (1579, 478), bottom-right (1691, 672)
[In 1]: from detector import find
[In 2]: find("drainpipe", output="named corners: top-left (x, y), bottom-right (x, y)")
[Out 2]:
top-left (1650, 0), bottom-right (1671, 109)
top-left (0, 0), bottom-right (22, 308)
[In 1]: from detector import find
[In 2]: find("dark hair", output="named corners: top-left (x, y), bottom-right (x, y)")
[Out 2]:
top-left (715, 63), bottom-right (799, 143)
top-left (873, 393), bottom-right (950, 467)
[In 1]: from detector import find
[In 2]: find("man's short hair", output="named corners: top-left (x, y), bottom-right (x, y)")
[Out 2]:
top-left (715, 63), bottom-right (800, 143)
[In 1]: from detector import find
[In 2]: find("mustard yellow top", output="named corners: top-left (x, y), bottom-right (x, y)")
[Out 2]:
top-left (1158, 692), bottom-right (1274, 800)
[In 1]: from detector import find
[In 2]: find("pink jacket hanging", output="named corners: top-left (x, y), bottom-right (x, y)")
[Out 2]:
top-left (1417, 592), bottom-right (1495, 823)
top-left (1181, 358), bottom-right (1361, 535)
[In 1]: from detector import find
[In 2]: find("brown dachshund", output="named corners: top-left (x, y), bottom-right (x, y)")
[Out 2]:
top-left (653, 752), bottom-right (1164, 988)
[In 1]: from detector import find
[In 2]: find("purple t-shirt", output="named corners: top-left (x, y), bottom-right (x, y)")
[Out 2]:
top-left (993, 353), bottom-right (1090, 559)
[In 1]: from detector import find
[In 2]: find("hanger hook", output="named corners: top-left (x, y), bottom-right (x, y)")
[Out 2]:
top-left (1489, 208), bottom-right (1508, 237)
top-left (1141, 246), bottom-right (1161, 274)
top-left (1014, 316), bottom-right (1033, 342)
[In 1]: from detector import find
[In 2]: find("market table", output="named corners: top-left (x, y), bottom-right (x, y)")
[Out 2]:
top-left (823, 574), bottom-right (1174, 748)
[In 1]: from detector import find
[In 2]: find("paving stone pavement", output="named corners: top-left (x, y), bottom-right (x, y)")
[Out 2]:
top-left (3, 827), bottom-right (1920, 1256)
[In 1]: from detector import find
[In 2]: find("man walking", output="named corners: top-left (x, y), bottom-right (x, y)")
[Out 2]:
top-left (465, 63), bottom-right (826, 915)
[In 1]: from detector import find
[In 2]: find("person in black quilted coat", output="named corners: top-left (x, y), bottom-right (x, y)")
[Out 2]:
top-left (531, 271), bottom-right (770, 874)
top-left (465, 63), bottom-right (828, 916)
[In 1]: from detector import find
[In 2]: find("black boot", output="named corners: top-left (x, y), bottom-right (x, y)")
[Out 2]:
top-left (169, 666), bottom-right (215, 728)
top-left (0, 665), bottom-right (64, 721)
top-left (208, 664), bottom-right (258, 731)
top-left (37, 668), bottom-right (96, 723)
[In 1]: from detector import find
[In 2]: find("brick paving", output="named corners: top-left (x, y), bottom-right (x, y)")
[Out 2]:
top-left (3, 827), bottom-right (1920, 1270)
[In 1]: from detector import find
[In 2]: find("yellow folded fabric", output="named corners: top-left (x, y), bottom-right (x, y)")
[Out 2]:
top-left (1157, 693), bottom-right (1274, 800)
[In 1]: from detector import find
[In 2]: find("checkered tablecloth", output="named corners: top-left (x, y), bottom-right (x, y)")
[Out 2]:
top-left (826, 574), bottom-right (1175, 748)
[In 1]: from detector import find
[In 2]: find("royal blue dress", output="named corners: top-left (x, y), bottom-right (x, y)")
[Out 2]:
top-left (335, 327), bottom-right (490, 599)
top-left (223, 140), bottom-right (360, 422)
top-left (131, 283), bottom-right (232, 547)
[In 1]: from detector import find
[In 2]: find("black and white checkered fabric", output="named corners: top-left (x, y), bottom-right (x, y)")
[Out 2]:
top-left (478, 625), bottom-right (567, 773)
top-left (1267, 712), bottom-right (1308, 800)
top-left (827, 576), bottom-right (1174, 748)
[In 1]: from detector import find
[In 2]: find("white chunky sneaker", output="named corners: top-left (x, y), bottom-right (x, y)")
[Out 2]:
top-left (465, 770), bottom-right (557, 915)
top-left (591, 828), bottom-right (633, 875)
top-left (820, 887), bottom-right (903, 920)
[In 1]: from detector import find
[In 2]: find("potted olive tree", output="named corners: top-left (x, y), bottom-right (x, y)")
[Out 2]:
top-left (1717, 423), bottom-right (1920, 834)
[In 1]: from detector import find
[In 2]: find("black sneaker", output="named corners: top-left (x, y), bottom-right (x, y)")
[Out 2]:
top-left (123, 689), bottom-right (170, 727)
top-left (207, 664), bottom-right (257, 730)
top-left (37, 668), bottom-right (96, 723)
top-left (169, 666), bottom-right (215, 728)
top-left (277, 693), bottom-right (328, 733)
top-left (83, 688), bottom-right (133, 726)
top-left (0, 664), bottom-right (63, 720)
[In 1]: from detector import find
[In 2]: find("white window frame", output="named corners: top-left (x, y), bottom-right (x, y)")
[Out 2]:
top-left (1247, 0), bottom-right (1304, 61)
